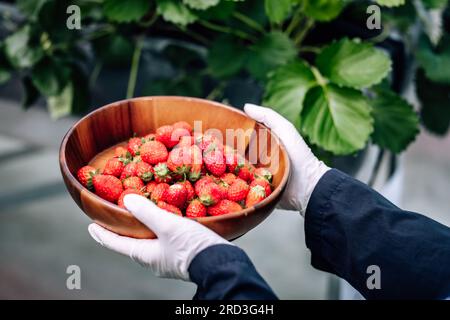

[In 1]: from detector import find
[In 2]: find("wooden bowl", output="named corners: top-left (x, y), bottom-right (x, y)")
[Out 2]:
top-left (59, 96), bottom-right (290, 240)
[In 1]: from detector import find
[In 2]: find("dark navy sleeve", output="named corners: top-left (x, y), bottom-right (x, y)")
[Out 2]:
top-left (188, 244), bottom-right (278, 300)
top-left (305, 169), bottom-right (450, 299)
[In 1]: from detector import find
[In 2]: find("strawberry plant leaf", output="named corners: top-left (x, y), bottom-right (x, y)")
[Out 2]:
top-left (104, 0), bottom-right (150, 23)
top-left (156, 0), bottom-right (198, 26)
top-left (198, 0), bottom-right (236, 21)
top-left (301, 84), bottom-right (373, 155)
top-left (416, 34), bottom-right (450, 85)
top-left (246, 31), bottom-right (296, 81)
top-left (30, 57), bottom-right (71, 96)
top-left (207, 36), bottom-right (248, 78)
top-left (317, 38), bottom-right (392, 89)
top-left (370, 88), bottom-right (419, 153)
top-left (264, 0), bottom-right (293, 24)
top-left (47, 82), bottom-right (73, 119)
top-left (304, 0), bottom-right (346, 22)
top-left (263, 61), bottom-right (317, 124)
top-left (376, 0), bottom-right (405, 7)
top-left (4, 25), bottom-right (44, 69)
top-left (183, 0), bottom-right (220, 10)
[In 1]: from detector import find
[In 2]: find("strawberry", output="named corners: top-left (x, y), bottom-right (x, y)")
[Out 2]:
top-left (220, 173), bottom-right (237, 186)
top-left (226, 152), bottom-right (244, 174)
top-left (227, 178), bottom-right (250, 202)
top-left (143, 133), bottom-right (156, 141)
top-left (195, 176), bottom-right (215, 196)
top-left (167, 146), bottom-right (191, 175)
top-left (237, 163), bottom-right (255, 182)
top-left (173, 121), bottom-right (193, 134)
top-left (145, 181), bottom-right (158, 196)
top-left (103, 158), bottom-right (124, 177)
top-left (198, 183), bottom-right (223, 206)
top-left (188, 145), bottom-right (203, 181)
top-left (163, 183), bottom-right (187, 209)
top-left (208, 199), bottom-right (242, 216)
top-left (127, 137), bottom-right (143, 156)
top-left (196, 133), bottom-right (224, 152)
top-left (157, 201), bottom-right (182, 216)
top-left (203, 149), bottom-right (226, 177)
top-left (93, 175), bottom-right (123, 203)
top-left (177, 135), bottom-right (194, 148)
top-left (253, 167), bottom-right (273, 183)
top-left (245, 185), bottom-right (266, 208)
top-left (140, 141), bottom-right (169, 165)
top-left (186, 199), bottom-right (207, 218)
top-left (153, 162), bottom-right (173, 183)
top-left (118, 189), bottom-right (143, 209)
top-left (122, 176), bottom-right (144, 190)
top-left (136, 162), bottom-right (154, 182)
top-left (156, 125), bottom-right (179, 149)
top-left (120, 162), bottom-right (138, 180)
top-left (114, 146), bottom-right (128, 158)
top-left (179, 180), bottom-right (195, 201)
top-left (151, 183), bottom-right (169, 202)
top-left (77, 166), bottom-right (98, 189)
top-left (250, 178), bottom-right (272, 197)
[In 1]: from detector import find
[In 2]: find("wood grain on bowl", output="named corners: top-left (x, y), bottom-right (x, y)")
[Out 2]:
top-left (59, 97), bottom-right (290, 240)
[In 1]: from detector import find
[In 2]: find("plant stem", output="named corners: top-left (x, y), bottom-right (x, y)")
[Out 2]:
top-left (199, 20), bottom-right (256, 42)
top-left (286, 9), bottom-right (303, 35)
top-left (311, 66), bottom-right (327, 87)
top-left (299, 45), bottom-right (321, 54)
top-left (89, 61), bottom-right (102, 88)
top-left (232, 11), bottom-right (265, 33)
top-left (294, 18), bottom-right (314, 46)
top-left (126, 36), bottom-right (144, 99)
top-left (177, 25), bottom-right (209, 45)
top-left (206, 82), bottom-right (226, 100)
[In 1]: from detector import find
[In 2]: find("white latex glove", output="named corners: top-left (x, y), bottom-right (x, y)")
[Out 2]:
top-left (88, 194), bottom-right (230, 281)
top-left (244, 103), bottom-right (330, 216)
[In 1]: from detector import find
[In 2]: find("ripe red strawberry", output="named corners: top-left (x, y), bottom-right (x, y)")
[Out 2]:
top-left (77, 166), bottom-right (98, 189)
top-left (226, 152), bottom-right (244, 174)
top-left (93, 175), bottom-right (123, 202)
top-left (177, 135), bottom-right (194, 148)
top-left (188, 145), bottom-right (203, 181)
top-left (167, 146), bottom-right (191, 175)
top-left (114, 146), bottom-right (128, 158)
top-left (179, 180), bottom-right (195, 201)
top-left (253, 167), bottom-right (273, 183)
top-left (144, 133), bottom-right (156, 141)
top-left (136, 162), bottom-right (154, 182)
top-left (237, 163), bottom-right (255, 182)
top-left (151, 183), bottom-right (170, 202)
top-left (196, 133), bottom-right (224, 152)
top-left (103, 158), bottom-right (125, 177)
top-left (118, 189), bottom-right (143, 209)
top-left (208, 199), bottom-right (242, 216)
top-left (198, 183), bottom-right (223, 206)
top-left (245, 185), bottom-right (266, 208)
top-left (163, 183), bottom-right (187, 209)
top-left (220, 173), bottom-right (237, 186)
top-left (157, 201), bottom-right (182, 216)
top-left (140, 141), bottom-right (169, 165)
top-left (145, 181), bottom-right (157, 196)
top-left (203, 150), bottom-right (226, 177)
top-left (195, 176), bottom-right (215, 196)
top-left (153, 162), bottom-right (173, 183)
top-left (122, 176), bottom-right (144, 190)
top-left (227, 178), bottom-right (249, 202)
top-left (250, 178), bottom-right (272, 197)
top-left (186, 199), bottom-right (207, 218)
top-left (173, 121), bottom-right (192, 134)
top-left (127, 137), bottom-right (143, 156)
top-left (156, 125), bottom-right (179, 149)
top-left (120, 162), bottom-right (138, 180)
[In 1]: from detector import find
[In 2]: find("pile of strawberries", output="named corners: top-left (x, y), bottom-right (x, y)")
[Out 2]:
top-left (77, 121), bottom-right (273, 217)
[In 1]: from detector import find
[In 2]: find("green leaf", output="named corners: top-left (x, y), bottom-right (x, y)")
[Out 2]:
top-left (370, 88), bottom-right (419, 153)
top-left (21, 77), bottom-right (40, 109)
top-left (198, 0), bottom-right (236, 20)
top-left (317, 38), bottom-right (392, 89)
top-left (264, 0), bottom-right (293, 24)
top-left (416, 69), bottom-right (450, 135)
top-left (47, 83), bottom-right (73, 119)
top-left (263, 61), bottom-right (317, 124)
top-left (4, 25), bottom-right (44, 69)
top-left (304, 0), bottom-right (345, 22)
top-left (17, 0), bottom-right (48, 18)
top-left (207, 36), bottom-right (248, 78)
top-left (93, 34), bottom-right (134, 66)
top-left (157, 0), bottom-right (198, 26)
top-left (416, 34), bottom-right (450, 85)
top-left (376, 0), bottom-right (405, 7)
top-left (422, 0), bottom-right (448, 9)
top-left (247, 31), bottom-right (296, 80)
top-left (104, 0), bottom-right (150, 23)
top-left (301, 84), bottom-right (373, 155)
top-left (183, 0), bottom-right (220, 10)
top-left (30, 57), bottom-right (71, 96)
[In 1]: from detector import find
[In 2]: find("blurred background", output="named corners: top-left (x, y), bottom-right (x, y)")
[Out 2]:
top-left (1, 0), bottom-right (449, 299)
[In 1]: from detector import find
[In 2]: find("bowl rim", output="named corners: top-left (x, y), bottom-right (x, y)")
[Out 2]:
top-left (59, 96), bottom-right (291, 224)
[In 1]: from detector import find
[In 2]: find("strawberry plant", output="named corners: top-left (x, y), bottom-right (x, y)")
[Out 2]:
top-left (0, 0), bottom-right (449, 157)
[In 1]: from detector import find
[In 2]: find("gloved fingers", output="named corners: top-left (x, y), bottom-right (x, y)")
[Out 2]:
top-left (123, 194), bottom-right (186, 236)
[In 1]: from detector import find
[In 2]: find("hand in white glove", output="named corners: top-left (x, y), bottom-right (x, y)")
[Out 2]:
top-left (244, 103), bottom-right (330, 216)
top-left (88, 194), bottom-right (230, 281)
